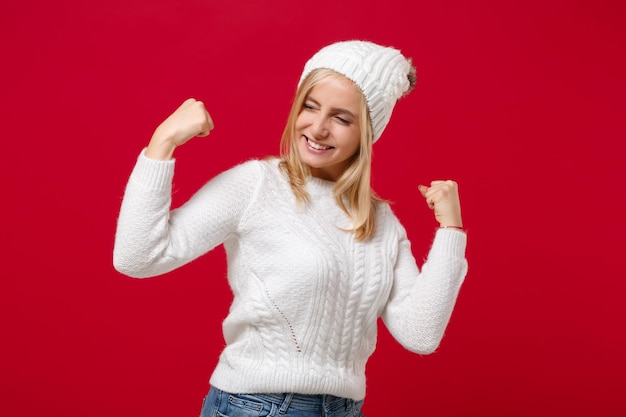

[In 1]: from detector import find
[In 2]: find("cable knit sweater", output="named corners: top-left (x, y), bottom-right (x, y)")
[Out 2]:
top-left (113, 150), bottom-right (468, 401)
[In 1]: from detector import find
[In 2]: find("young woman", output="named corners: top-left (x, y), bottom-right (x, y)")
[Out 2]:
top-left (114, 40), bottom-right (468, 417)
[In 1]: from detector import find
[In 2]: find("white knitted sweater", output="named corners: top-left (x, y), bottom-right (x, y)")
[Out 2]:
top-left (113, 151), bottom-right (468, 401)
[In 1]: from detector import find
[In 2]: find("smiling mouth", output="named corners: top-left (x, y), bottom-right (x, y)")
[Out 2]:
top-left (305, 136), bottom-right (334, 151)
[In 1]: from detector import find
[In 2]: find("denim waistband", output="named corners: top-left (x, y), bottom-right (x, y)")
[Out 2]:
top-left (211, 387), bottom-right (362, 415)
top-left (254, 392), bottom-right (352, 410)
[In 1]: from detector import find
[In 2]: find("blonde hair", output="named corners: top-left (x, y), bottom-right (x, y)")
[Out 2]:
top-left (278, 69), bottom-right (382, 241)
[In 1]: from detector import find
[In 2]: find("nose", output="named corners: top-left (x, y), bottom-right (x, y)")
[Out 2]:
top-left (311, 113), bottom-right (330, 138)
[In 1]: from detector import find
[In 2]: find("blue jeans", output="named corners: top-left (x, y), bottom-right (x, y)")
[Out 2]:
top-left (199, 386), bottom-right (365, 417)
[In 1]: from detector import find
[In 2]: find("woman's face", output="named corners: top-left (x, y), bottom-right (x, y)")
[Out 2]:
top-left (295, 75), bottom-right (362, 181)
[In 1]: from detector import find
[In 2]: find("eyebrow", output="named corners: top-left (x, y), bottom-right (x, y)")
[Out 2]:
top-left (305, 96), bottom-right (357, 119)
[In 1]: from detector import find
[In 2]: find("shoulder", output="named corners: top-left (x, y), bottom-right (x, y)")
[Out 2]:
top-left (376, 201), bottom-right (401, 225)
top-left (226, 158), bottom-right (265, 174)
top-left (214, 158), bottom-right (274, 185)
top-left (197, 159), bottom-right (268, 198)
top-left (226, 157), bottom-right (283, 175)
top-left (256, 157), bottom-right (292, 187)
top-left (214, 157), bottom-right (289, 195)
top-left (374, 200), bottom-right (412, 243)
top-left (257, 156), bottom-right (285, 175)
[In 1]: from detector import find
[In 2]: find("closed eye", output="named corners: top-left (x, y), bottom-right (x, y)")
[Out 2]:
top-left (335, 115), bottom-right (350, 125)
top-left (302, 101), bottom-right (317, 111)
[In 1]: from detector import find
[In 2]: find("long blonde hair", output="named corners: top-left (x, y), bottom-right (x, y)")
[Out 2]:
top-left (278, 69), bottom-right (381, 241)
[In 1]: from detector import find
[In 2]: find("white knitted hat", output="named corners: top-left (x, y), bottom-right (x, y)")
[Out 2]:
top-left (299, 40), bottom-right (413, 143)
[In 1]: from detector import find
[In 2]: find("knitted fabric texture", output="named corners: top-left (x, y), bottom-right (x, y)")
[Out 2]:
top-left (299, 40), bottom-right (412, 143)
top-left (113, 151), bottom-right (468, 401)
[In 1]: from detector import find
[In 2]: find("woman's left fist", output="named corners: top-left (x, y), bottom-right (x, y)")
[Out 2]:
top-left (418, 180), bottom-right (463, 228)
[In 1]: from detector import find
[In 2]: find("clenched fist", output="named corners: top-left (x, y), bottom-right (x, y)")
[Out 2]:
top-left (146, 98), bottom-right (214, 160)
top-left (418, 180), bottom-right (463, 229)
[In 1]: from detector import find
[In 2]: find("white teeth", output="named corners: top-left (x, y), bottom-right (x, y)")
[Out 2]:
top-left (307, 137), bottom-right (332, 150)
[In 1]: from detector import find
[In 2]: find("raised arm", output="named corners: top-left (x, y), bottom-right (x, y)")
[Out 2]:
top-left (113, 99), bottom-right (260, 278)
top-left (382, 180), bottom-right (468, 353)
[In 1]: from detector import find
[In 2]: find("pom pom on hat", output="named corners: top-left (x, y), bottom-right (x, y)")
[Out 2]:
top-left (299, 40), bottom-right (414, 143)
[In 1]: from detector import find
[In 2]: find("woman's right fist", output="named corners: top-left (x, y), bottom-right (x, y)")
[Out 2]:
top-left (146, 98), bottom-right (214, 160)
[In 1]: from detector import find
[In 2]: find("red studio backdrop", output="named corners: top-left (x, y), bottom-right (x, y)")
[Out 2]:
top-left (1, 1), bottom-right (624, 416)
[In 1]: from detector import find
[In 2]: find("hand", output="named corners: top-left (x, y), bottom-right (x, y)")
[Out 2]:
top-left (146, 98), bottom-right (214, 160)
top-left (418, 180), bottom-right (463, 228)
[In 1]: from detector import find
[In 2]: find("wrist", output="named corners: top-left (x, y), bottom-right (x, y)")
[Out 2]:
top-left (146, 138), bottom-right (176, 160)
top-left (440, 225), bottom-right (464, 231)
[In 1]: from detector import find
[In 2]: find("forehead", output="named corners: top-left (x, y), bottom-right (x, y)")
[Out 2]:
top-left (307, 74), bottom-right (362, 111)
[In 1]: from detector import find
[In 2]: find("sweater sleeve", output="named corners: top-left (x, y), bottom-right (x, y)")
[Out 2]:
top-left (113, 150), bottom-right (262, 278)
top-left (381, 223), bottom-right (468, 354)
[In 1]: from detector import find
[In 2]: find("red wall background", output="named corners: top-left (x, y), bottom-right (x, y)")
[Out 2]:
top-left (1, 0), bottom-right (625, 416)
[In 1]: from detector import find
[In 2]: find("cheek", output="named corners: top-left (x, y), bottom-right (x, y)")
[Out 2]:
top-left (294, 112), bottom-right (309, 131)
top-left (345, 131), bottom-right (361, 153)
